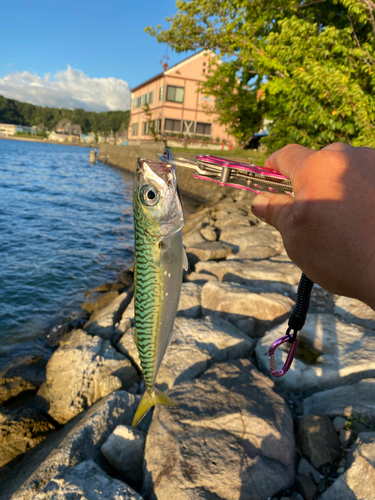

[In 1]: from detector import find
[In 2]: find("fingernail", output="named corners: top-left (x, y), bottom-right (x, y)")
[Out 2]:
top-left (251, 194), bottom-right (270, 222)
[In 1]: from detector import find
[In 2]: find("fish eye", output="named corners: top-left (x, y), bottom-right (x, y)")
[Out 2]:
top-left (141, 186), bottom-right (160, 206)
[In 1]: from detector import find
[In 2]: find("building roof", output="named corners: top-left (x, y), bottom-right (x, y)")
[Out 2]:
top-left (130, 49), bottom-right (209, 92)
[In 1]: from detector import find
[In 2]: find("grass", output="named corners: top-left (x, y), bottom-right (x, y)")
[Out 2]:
top-left (168, 146), bottom-right (268, 166)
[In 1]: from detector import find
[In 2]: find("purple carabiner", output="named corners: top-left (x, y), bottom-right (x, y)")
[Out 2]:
top-left (269, 335), bottom-right (299, 377)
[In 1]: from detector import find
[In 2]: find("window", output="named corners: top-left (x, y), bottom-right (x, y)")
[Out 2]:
top-left (148, 91), bottom-right (154, 104)
top-left (142, 121), bottom-right (150, 135)
top-left (196, 122), bottom-right (211, 136)
top-left (183, 121), bottom-right (194, 134)
top-left (141, 94), bottom-right (147, 106)
top-left (164, 119), bottom-right (181, 133)
top-left (154, 119), bottom-right (161, 133)
top-left (166, 86), bottom-right (184, 103)
top-left (132, 123), bottom-right (138, 136)
top-left (159, 86), bottom-right (164, 101)
top-left (133, 97), bottom-right (141, 110)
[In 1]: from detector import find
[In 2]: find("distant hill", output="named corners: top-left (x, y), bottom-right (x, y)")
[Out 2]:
top-left (0, 95), bottom-right (130, 134)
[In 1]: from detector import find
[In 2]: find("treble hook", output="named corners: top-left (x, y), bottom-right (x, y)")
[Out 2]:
top-left (268, 328), bottom-right (299, 377)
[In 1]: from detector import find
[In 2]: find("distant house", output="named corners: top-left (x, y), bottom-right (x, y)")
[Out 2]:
top-left (49, 120), bottom-right (82, 143)
top-left (0, 123), bottom-right (18, 136)
top-left (128, 50), bottom-right (235, 145)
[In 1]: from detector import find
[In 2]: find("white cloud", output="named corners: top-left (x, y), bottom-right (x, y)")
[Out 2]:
top-left (0, 66), bottom-right (131, 112)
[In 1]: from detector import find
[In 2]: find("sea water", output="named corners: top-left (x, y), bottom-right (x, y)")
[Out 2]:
top-left (0, 139), bottom-right (135, 347)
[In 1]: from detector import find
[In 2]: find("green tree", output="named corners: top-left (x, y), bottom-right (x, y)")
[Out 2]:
top-left (146, 0), bottom-right (375, 150)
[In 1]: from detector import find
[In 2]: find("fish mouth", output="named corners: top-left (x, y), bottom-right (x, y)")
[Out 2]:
top-left (137, 158), bottom-right (177, 190)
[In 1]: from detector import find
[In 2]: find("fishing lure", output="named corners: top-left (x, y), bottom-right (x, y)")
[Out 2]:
top-left (132, 155), bottom-right (188, 428)
top-left (158, 148), bottom-right (314, 379)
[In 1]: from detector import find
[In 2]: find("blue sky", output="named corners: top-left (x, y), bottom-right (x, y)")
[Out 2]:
top-left (0, 0), bottom-right (195, 111)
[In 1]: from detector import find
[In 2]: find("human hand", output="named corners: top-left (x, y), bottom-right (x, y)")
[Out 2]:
top-left (251, 143), bottom-right (375, 309)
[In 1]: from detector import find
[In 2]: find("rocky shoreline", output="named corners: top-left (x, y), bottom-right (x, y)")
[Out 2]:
top-left (1, 194), bottom-right (375, 499)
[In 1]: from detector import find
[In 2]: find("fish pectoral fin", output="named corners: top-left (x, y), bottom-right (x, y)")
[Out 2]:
top-left (182, 247), bottom-right (189, 271)
top-left (132, 387), bottom-right (178, 428)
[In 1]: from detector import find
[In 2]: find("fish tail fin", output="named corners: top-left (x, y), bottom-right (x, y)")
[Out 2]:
top-left (132, 387), bottom-right (178, 428)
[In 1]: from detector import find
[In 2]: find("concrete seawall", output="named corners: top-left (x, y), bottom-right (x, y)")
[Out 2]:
top-left (98, 143), bottom-right (256, 202)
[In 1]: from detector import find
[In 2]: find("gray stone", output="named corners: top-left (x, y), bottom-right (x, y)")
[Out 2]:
top-left (84, 290), bottom-right (133, 340)
top-left (334, 295), bottom-right (375, 330)
top-left (201, 281), bottom-right (294, 337)
top-left (28, 460), bottom-right (143, 500)
top-left (303, 379), bottom-right (375, 422)
top-left (213, 215), bottom-right (253, 229)
top-left (82, 290), bottom-right (120, 314)
top-left (195, 259), bottom-right (301, 290)
top-left (226, 245), bottom-right (278, 261)
top-left (296, 475), bottom-right (317, 500)
top-left (117, 316), bottom-right (254, 391)
top-left (185, 272), bottom-right (218, 284)
top-left (85, 282), bottom-right (125, 297)
top-left (219, 225), bottom-right (284, 253)
top-left (320, 432), bottom-right (375, 500)
top-left (297, 458), bottom-right (322, 485)
top-left (142, 359), bottom-right (295, 500)
top-left (256, 314), bottom-right (375, 394)
top-left (117, 268), bottom-right (134, 287)
top-left (339, 429), bottom-right (352, 447)
top-left (332, 416), bottom-right (348, 432)
top-left (37, 330), bottom-right (139, 424)
top-left (177, 283), bottom-right (202, 318)
top-left (186, 241), bottom-right (233, 263)
top-left (0, 391), bottom-right (138, 499)
top-left (182, 229), bottom-right (205, 247)
top-left (121, 297), bottom-right (135, 326)
top-left (101, 425), bottom-right (145, 486)
top-left (0, 407), bottom-right (55, 468)
top-left (296, 415), bottom-right (341, 469)
top-left (200, 225), bottom-right (217, 241)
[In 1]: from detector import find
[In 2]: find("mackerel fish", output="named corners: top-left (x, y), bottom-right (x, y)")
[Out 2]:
top-left (132, 157), bottom-right (188, 428)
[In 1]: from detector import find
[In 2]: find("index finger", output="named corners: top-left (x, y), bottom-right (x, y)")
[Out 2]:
top-left (264, 144), bottom-right (316, 183)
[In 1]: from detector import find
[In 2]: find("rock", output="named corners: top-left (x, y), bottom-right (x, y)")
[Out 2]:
top-left (303, 378), bottom-right (375, 422)
top-left (0, 407), bottom-right (55, 468)
top-left (37, 330), bottom-right (139, 424)
top-left (85, 282), bottom-right (125, 298)
top-left (332, 416), bottom-right (348, 432)
top-left (117, 316), bottom-right (254, 391)
top-left (183, 230), bottom-right (205, 247)
top-left (121, 297), bottom-right (135, 325)
top-left (256, 314), bottom-right (375, 394)
top-left (296, 475), bottom-right (317, 500)
top-left (213, 215), bottom-right (253, 229)
top-left (339, 429), bottom-right (351, 447)
top-left (101, 425), bottom-right (145, 486)
top-left (185, 272), bottom-right (218, 284)
top-left (81, 290), bottom-right (120, 314)
top-left (226, 245), bottom-right (278, 261)
top-left (177, 283), bottom-right (202, 318)
top-left (195, 259), bottom-right (301, 291)
top-left (320, 432), bottom-right (375, 500)
top-left (117, 268), bottom-right (134, 287)
top-left (334, 295), bottom-right (375, 330)
top-left (0, 391), bottom-right (139, 499)
top-left (201, 281), bottom-right (294, 337)
top-left (296, 415), bottom-right (341, 469)
top-left (186, 241), bottom-right (233, 264)
top-left (28, 460), bottom-right (143, 500)
top-left (219, 225), bottom-right (284, 253)
top-left (142, 360), bottom-right (295, 500)
top-left (182, 210), bottom-right (210, 236)
top-left (297, 458), bottom-right (322, 484)
top-left (84, 290), bottom-right (133, 340)
top-left (200, 225), bottom-right (217, 241)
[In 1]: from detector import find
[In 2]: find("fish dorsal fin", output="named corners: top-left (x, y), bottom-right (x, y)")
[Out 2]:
top-left (182, 246), bottom-right (189, 271)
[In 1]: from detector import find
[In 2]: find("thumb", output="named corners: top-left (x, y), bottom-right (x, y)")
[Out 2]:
top-left (251, 193), bottom-right (294, 232)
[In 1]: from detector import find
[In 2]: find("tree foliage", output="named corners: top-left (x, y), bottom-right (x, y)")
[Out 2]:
top-left (146, 0), bottom-right (375, 150)
top-left (0, 95), bottom-right (130, 134)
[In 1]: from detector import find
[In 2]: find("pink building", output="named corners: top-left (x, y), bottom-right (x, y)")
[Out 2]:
top-left (128, 51), bottom-right (235, 145)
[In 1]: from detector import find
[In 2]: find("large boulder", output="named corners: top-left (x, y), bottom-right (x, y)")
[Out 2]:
top-left (219, 225), bottom-right (284, 253)
top-left (186, 241), bottom-right (233, 265)
top-left (320, 432), bottom-right (375, 500)
top-left (255, 314), bottom-right (375, 394)
top-left (334, 295), bottom-right (375, 330)
top-left (226, 245), bottom-right (278, 261)
top-left (37, 330), bottom-right (139, 424)
top-left (142, 360), bottom-right (295, 500)
top-left (0, 407), bottom-right (55, 468)
top-left (84, 290), bottom-right (133, 340)
top-left (0, 391), bottom-right (138, 499)
top-left (195, 259), bottom-right (301, 292)
top-left (28, 460), bottom-right (143, 500)
top-left (176, 283), bottom-right (202, 319)
top-left (82, 290), bottom-right (120, 314)
top-left (117, 316), bottom-right (255, 391)
top-left (201, 281), bottom-right (294, 337)
top-left (303, 378), bottom-right (375, 422)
